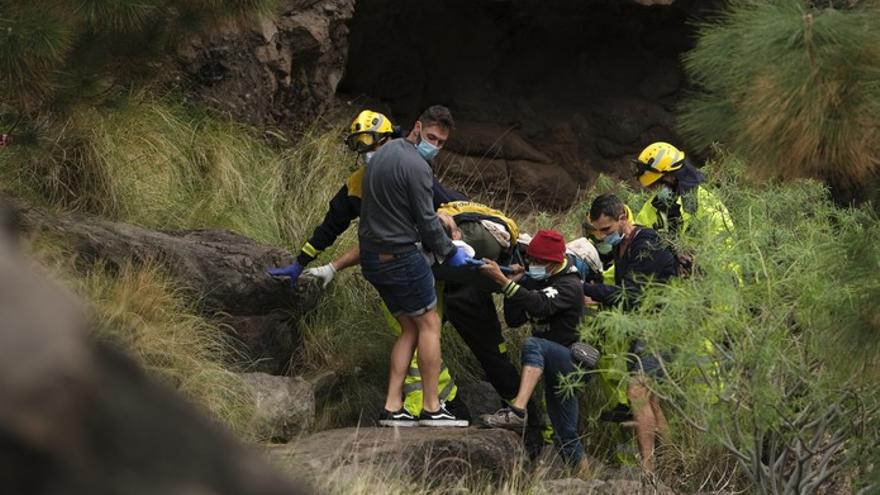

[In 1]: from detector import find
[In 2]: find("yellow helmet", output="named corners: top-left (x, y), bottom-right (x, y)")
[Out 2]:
top-left (633, 142), bottom-right (686, 187)
top-left (345, 110), bottom-right (395, 153)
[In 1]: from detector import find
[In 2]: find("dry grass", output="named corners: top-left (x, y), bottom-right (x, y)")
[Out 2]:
top-left (28, 234), bottom-right (257, 438)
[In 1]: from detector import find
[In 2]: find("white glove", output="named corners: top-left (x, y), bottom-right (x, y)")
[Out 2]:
top-left (303, 263), bottom-right (337, 288)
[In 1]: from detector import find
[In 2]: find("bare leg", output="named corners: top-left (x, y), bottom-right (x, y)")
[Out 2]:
top-left (628, 380), bottom-right (657, 473)
top-left (384, 314), bottom-right (418, 411)
top-left (651, 394), bottom-right (669, 443)
top-left (413, 308), bottom-right (442, 412)
top-left (511, 366), bottom-right (544, 410)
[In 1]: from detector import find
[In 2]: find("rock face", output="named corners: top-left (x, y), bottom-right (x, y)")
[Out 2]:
top-left (18, 205), bottom-right (318, 374)
top-left (0, 200), bottom-right (310, 495)
top-left (272, 427), bottom-right (524, 484)
top-left (457, 381), bottom-right (505, 420)
top-left (339, 0), bottom-right (718, 208)
top-left (177, 0), bottom-right (356, 131)
top-left (242, 372), bottom-right (315, 442)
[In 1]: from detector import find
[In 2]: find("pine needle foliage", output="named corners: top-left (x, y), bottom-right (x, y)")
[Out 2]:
top-left (0, 0), bottom-right (277, 112)
top-left (577, 153), bottom-right (879, 492)
top-left (679, 0), bottom-right (880, 189)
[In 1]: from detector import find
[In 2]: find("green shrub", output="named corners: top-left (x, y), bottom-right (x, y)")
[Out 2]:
top-left (579, 153), bottom-right (879, 492)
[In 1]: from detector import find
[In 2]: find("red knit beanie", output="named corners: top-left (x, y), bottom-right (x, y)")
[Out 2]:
top-left (527, 229), bottom-right (566, 263)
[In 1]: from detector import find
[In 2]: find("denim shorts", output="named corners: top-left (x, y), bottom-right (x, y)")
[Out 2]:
top-left (626, 340), bottom-right (667, 378)
top-left (361, 248), bottom-right (437, 317)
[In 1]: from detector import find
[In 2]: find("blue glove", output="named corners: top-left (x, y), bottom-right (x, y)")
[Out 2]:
top-left (445, 247), bottom-right (472, 268)
top-left (267, 262), bottom-right (304, 289)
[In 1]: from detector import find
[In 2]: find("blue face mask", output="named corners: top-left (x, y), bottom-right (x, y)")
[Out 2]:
top-left (416, 136), bottom-right (439, 161)
top-left (415, 127), bottom-right (440, 161)
top-left (527, 264), bottom-right (548, 280)
top-left (604, 231), bottom-right (623, 247)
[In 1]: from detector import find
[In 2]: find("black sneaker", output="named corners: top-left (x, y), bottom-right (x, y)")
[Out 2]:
top-left (444, 396), bottom-right (472, 422)
top-left (418, 405), bottom-right (469, 427)
top-left (480, 406), bottom-right (527, 430)
top-left (378, 408), bottom-right (418, 427)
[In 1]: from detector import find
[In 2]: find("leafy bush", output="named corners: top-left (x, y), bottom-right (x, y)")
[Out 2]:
top-left (580, 154), bottom-right (880, 493)
top-left (679, 0), bottom-right (880, 190)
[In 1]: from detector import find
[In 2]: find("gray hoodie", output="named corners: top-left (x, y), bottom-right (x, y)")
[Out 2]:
top-left (358, 138), bottom-right (457, 258)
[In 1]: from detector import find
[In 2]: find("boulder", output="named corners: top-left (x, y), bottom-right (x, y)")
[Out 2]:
top-left (0, 199), bottom-right (311, 495)
top-left (435, 151), bottom-right (509, 191)
top-left (271, 427), bottom-right (524, 484)
top-left (17, 204), bottom-right (319, 373)
top-left (241, 372), bottom-right (315, 443)
top-left (587, 98), bottom-right (675, 146)
top-left (177, 0), bottom-right (356, 130)
top-left (538, 478), bottom-right (606, 494)
top-left (444, 121), bottom-right (552, 163)
top-left (509, 160), bottom-right (579, 208)
top-left (638, 59), bottom-right (682, 101)
top-left (223, 311), bottom-right (302, 375)
top-left (456, 381), bottom-right (505, 420)
top-left (539, 478), bottom-right (677, 495)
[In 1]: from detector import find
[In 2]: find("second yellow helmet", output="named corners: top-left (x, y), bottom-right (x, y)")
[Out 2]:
top-left (634, 142), bottom-right (686, 187)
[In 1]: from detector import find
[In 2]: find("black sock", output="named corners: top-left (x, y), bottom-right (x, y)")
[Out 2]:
top-left (510, 405), bottom-right (526, 418)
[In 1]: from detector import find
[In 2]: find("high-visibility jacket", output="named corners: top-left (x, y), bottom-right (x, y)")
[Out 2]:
top-left (635, 185), bottom-right (733, 239)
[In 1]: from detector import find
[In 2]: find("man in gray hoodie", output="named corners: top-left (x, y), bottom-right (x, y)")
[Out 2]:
top-left (359, 105), bottom-right (471, 427)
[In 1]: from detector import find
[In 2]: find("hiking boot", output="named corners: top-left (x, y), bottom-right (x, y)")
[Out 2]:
top-left (418, 405), bottom-right (469, 427)
top-left (480, 406), bottom-right (527, 430)
top-left (378, 408), bottom-right (418, 427)
top-left (570, 342), bottom-right (601, 369)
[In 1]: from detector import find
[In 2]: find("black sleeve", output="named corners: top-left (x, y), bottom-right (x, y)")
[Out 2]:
top-left (431, 176), bottom-right (468, 208)
top-left (618, 240), bottom-right (676, 306)
top-left (297, 184), bottom-right (360, 265)
top-left (583, 282), bottom-right (621, 306)
top-left (502, 278), bottom-right (581, 327)
top-left (593, 238), bottom-right (676, 309)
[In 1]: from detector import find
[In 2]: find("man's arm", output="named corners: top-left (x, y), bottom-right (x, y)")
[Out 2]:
top-left (296, 181), bottom-right (360, 266)
top-left (407, 165), bottom-right (456, 258)
top-left (583, 282), bottom-right (621, 306)
top-left (502, 277), bottom-right (582, 321)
